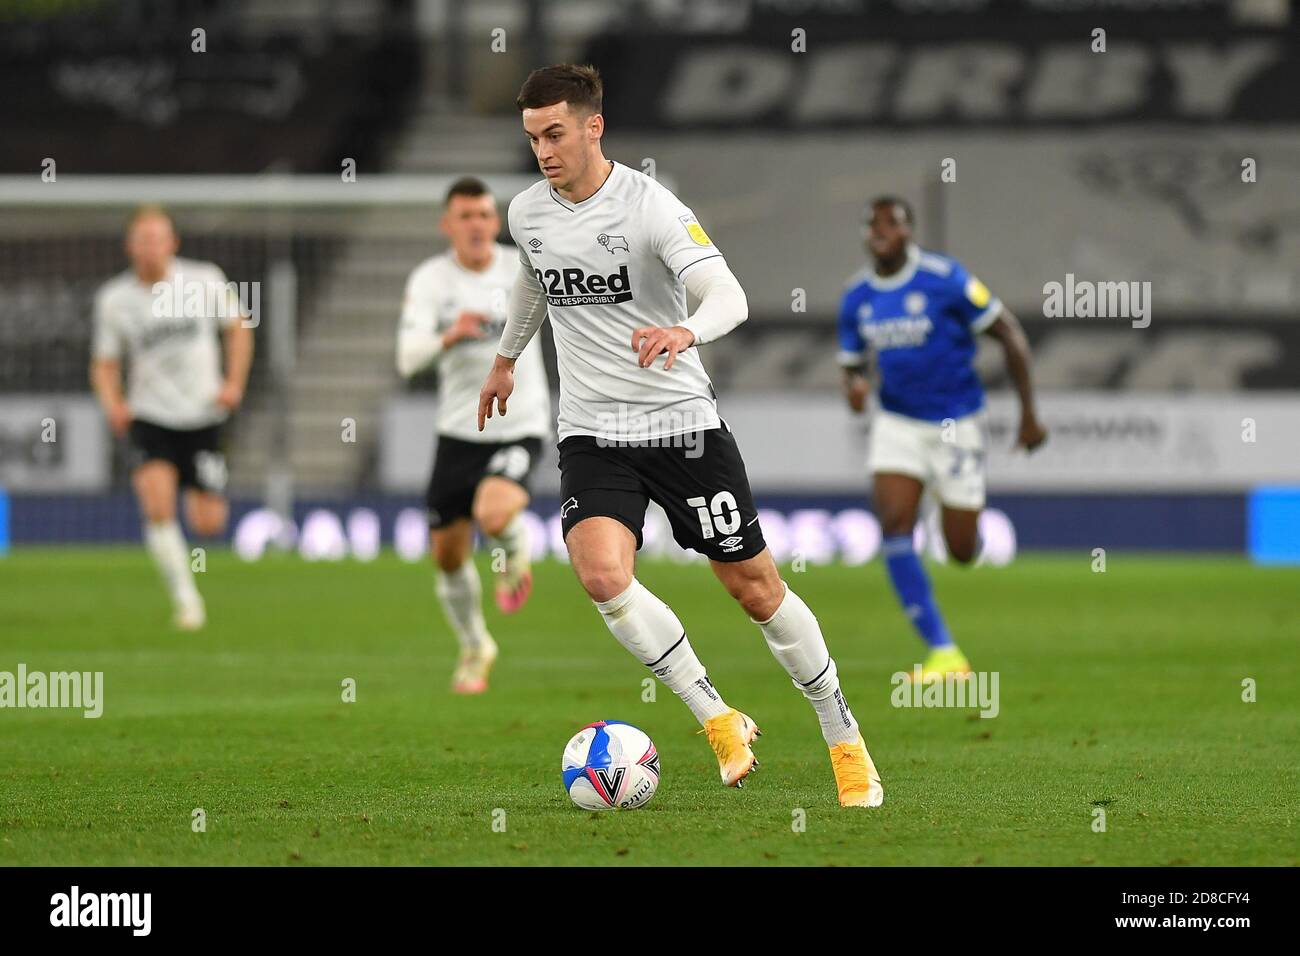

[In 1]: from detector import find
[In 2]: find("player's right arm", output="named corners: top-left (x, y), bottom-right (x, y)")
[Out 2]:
top-left (395, 265), bottom-right (488, 378)
top-left (837, 286), bottom-right (869, 414)
top-left (89, 288), bottom-right (132, 436)
top-left (478, 249), bottom-right (546, 430)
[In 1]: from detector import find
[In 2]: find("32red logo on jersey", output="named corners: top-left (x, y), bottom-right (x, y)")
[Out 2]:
top-left (534, 265), bottom-right (633, 306)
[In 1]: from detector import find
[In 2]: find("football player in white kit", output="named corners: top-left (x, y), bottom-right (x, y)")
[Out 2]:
top-left (478, 65), bottom-right (883, 807)
top-left (90, 206), bottom-right (254, 630)
top-left (397, 177), bottom-right (551, 694)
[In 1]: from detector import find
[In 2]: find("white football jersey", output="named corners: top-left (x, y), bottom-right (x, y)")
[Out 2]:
top-left (92, 257), bottom-right (243, 430)
top-left (507, 161), bottom-right (724, 442)
top-left (399, 244), bottom-right (550, 442)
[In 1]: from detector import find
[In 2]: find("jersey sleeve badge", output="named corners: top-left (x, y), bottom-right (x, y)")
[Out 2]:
top-left (678, 214), bottom-right (712, 246)
top-left (964, 276), bottom-right (991, 308)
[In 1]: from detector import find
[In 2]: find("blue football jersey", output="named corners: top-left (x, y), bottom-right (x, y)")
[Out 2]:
top-left (837, 244), bottom-right (1002, 422)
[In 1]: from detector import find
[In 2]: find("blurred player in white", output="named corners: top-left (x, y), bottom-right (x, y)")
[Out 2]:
top-left (397, 177), bottom-right (551, 694)
top-left (478, 65), bottom-right (882, 807)
top-left (90, 206), bottom-right (254, 630)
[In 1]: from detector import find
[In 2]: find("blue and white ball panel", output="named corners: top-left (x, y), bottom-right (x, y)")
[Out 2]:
top-left (561, 720), bottom-right (659, 811)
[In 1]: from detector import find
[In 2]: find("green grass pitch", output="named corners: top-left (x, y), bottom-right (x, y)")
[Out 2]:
top-left (1, 548), bottom-right (1297, 866)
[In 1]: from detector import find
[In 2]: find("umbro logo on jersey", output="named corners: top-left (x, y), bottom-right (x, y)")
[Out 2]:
top-left (718, 535), bottom-right (744, 553)
top-left (561, 496), bottom-right (579, 518)
top-left (534, 265), bottom-right (633, 307)
top-left (527, 238), bottom-right (543, 253)
top-left (596, 233), bottom-right (629, 255)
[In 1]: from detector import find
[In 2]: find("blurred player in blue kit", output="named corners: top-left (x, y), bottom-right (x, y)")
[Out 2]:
top-left (839, 198), bottom-right (1048, 678)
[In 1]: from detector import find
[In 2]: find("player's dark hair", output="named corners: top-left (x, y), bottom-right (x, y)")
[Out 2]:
top-left (516, 64), bottom-right (603, 116)
top-left (867, 196), bottom-right (914, 226)
top-left (445, 176), bottom-right (491, 205)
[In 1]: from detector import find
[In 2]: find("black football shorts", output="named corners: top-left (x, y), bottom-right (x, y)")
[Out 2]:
top-left (557, 422), bottom-right (766, 563)
top-left (426, 434), bottom-right (543, 529)
top-left (128, 419), bottom-right (227, 493)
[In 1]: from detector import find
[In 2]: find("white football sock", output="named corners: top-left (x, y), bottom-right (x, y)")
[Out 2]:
top-left (753, 583), bottom-right (861, 746)
top-left (435, 560), bottom-right (492, 653)
top-left (143, 520), bottom-right (200, 608)
top-left (595, 578), bottom-right (729, 724)
top-left (486, 513), bottom-right (529, 564)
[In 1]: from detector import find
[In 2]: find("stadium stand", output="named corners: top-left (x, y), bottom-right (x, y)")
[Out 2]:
top-left (2, 0), bottom-right (1298, 543)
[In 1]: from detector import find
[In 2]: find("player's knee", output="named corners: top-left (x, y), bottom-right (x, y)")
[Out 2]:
top-left (190, 515), bottom-right (225, 538)
top-left (575, 563), bottom-right (632, 604)
top-left (473, 503), bottom-right (511, 538)
top-left (947, 537), bottom-right (978, 565)
top-left (725, 572), bottom-right (784, 621)
top-left (741, 582), bottom-right (784, 620)
top-left (189, 503), bottom-right (227, 538)
top-left (949, 544), bottom-right (977, 565)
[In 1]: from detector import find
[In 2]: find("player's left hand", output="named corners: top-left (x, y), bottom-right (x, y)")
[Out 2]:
top-left (216, 381), bottom-right (244, 411)
top-left (631, 325), bottom-right (695, 370)
top-left (1016, 414), bottom-right (1048, 452)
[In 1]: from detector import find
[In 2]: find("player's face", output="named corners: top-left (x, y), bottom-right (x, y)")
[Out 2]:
top-left (126, 214), bottom-right (178, 277)
top-left (522, 102), bottom-right (601, 192)
top-left (441, 194), bottom-right (500, 260)
top-left (866, 203), bottom-right (911, 263)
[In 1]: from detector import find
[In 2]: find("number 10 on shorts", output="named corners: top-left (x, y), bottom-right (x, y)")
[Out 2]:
top-left (686, 492), bottom-right (741, 540)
